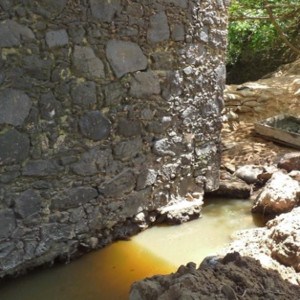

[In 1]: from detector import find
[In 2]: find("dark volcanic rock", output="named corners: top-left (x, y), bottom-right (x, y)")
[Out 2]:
top-left (0, 209), bottom-right (16, 240)
top-left (90, 0), bottom-right (121, 22)
top-left (130, 252), bottom-right (300, 300)
top-left (147, 11), bottom-right (170, 43)
top-left (106, 40), bottom-right (147, 78)
top-left (0, 129), bottom-right (30, 165)
top-left (79, 111), bottom-right (111, 141)
top-left (0, 89), bottom-right (32, 126)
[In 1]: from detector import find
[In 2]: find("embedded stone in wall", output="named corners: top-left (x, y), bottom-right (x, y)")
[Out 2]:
top-left (0, 89), bottom-right (32, 126)
top-left (23, 159), bottom-right (62, 177)
top-left (0, 20), bottom-right (34, 47)
top-left (130, 71), bottom-right (161, 98)
top-left (106, 40), bottom-right (147, 78)
top-left (14, 189), bottom-right (42, 219)
top-left (90, 0), bottom-right (121, 22)
top-left (117, 119), bottom-right (142, 137)
top-left (99, 169), bottom-right (136, 198)
top-left (171, 23), bottom-right (185, 42)
top-left (71, 148), bottom-right (112, 176)
top-left (79, 111), bottom-right (111, 141)
top-left (71, 81), bottom-right (97, 108)
top-left (23, 56), bottom-right (52, 81)
top-left (51, 187), bottom-right (98, 209)
top-left (30, 0), bottom-right (67, 18)
top-left (136, 169), bottom-right (157, 190)
top-left (147, 11), bottom-right (170, 43)
top-left (162, 0), bottom-right (188, 8)
top-left (73, 46), bottom-right (105, 80)
top-left (45, 29), bottom-right (69, 48)
top-left (113, 138), bottom-right (143, 162)
top-left (0, 129), bottom-right (30, 165)
top-left (104, 82), bottom-right (124, 107)
top-left (39, 92), bottom-right (62, 120)
top-left (0, 209), bottom-right (16, 240)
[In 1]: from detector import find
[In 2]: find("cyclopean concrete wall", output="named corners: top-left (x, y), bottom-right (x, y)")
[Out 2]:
top-left (0, 0), bottom-right (228, 277)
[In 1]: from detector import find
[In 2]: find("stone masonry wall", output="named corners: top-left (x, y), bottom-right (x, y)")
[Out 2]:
top-left (0, 0), bottom-right (228, 277)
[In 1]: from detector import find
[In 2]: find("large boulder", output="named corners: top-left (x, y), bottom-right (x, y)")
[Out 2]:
top-left (252, 171), bottom-right (300, 215)
top-left (235, 164), bottom-right (263, 184)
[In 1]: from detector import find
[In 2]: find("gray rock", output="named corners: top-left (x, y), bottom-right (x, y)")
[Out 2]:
top-left (0, 89), bottom-right (32, 126)
top-left (147, 11), bottom-right (170, 43)
top-left (41, 223), bottom-right (73, 242)
top-left (153, 138), bottom-right (175, 157)
top-left (71, 148), bottom-right (112, 176)
top-left (90, 0), bottom-right (121, 22)
top-left (39, 92), bottom-right (62, 120)
top-left (73, 46), bottom-right (105, 80)
top-left (14, 189), bottom-right (42, 219)
top-left (136, 169), bottom-right (157, 190)
top-left (79, 111), bottom-right (111, 141)
top-left (0, 129), bottom-right (30, 165)
top-left (71, 81), bottom-right (97, 108)
top-left (113, 138), bottom-right (142, 161)
top-left (104, 82), bottom-right (124, 107)
top-left (30, 0), bottom-right (67, 18)
top-left (0, 20), bottom-right (34, 47)
top-left (171, 23), bottom-right (185, 41)
top-left (46, 29), bottom-right (69, 48)
top-left (23, 56), bottom-right (52, 81)
top-left (235, 165), bottom-right (263, 184)
top-left (0, 209), bottom-right (16, 239)
top-left (23, 160), bottom-right (62, 177)
top-left (162, 0), bottom-right (188, 8)
top-left (52, 187), bottom-right (98, 209)
top-left (118, 119), bottom-right (142, 137)
top-left (0, 242), bottom-right (14, 259)
top-left (106, 40), bottom-right (147, 78)
top-left (130, 71), bottom-right (161, 98)
top-left (99, 169), bottom-right (136, 198)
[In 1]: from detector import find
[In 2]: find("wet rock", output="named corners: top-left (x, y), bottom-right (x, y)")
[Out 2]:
top-left (0, 209), bottom-right (16, 240)
top-left (235, 165), bottom-right (263, 184)
top-left (90, 0), bottom-right (121, 22)
top-left (130, 71), bottom-right (161, 98)
top-left (158, 199), bottom-right (203, 224)
top-left (147, 11), bottom-right (170, 43)
top-left (207, 178), bottom-right (251, 199)
top-left (52, 187), bottom-right (98, 209)
top-left (106, 40), bottom-right (147, 78)
top-left (0, 129), bottom-right (30, 165)
top-left (0, 20), bottom-right (34, 47)
top-left (0, 89), bottom-right (32, 126)
top-left (79, 111), bottom-right (111, 141)
top-left (14, 189), bottom-right (42, 219)
top-left (45, 29), bottom-right (69, 48)
top-left (278, 152), bottom-right (300, 172)
top-left (252, 172), bottom-right (300, 215)
top-left (99, 169), bottom-right (136, 198)
top-left (73, 46), bottom-right (105, 80)
top-left (71, 81), bottom-right (97, 108)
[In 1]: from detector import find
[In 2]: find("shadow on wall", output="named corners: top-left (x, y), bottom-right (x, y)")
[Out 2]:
top-left (0, 0), bottom-right (228, 277)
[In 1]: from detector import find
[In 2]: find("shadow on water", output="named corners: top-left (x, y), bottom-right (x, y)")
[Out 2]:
top-left (0, 198), bottom-right (262, 300)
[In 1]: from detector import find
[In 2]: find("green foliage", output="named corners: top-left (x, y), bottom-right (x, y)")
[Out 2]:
top-left (227, 0), bottom-right (300, 65)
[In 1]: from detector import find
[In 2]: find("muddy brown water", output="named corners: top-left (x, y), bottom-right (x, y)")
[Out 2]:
top-left (0, 198), bottom-right (263, 300)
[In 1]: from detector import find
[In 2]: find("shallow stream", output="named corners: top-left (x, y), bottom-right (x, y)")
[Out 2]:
top-left (0, 198), bottom-right (263, 300)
